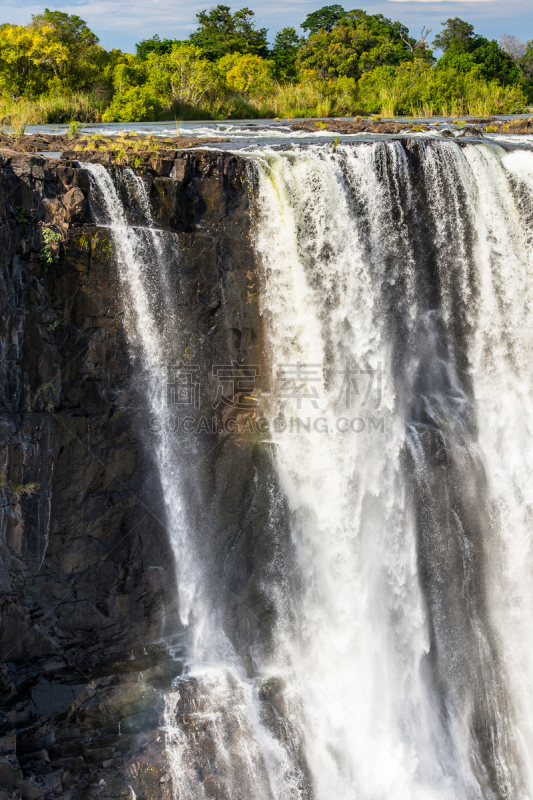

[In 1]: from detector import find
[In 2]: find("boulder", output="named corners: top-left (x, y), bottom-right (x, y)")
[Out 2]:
top-left (61, 187), bottom-right (85, 222)
top-left (30, 681), bottom-right (87, 720)
top-left (456, 126), bottom-right (483, 138)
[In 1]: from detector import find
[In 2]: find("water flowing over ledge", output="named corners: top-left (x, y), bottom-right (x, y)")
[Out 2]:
top-left (81, 139), bottom-right (533, 799)
top-left (1, 139), bottom-right (532, 798)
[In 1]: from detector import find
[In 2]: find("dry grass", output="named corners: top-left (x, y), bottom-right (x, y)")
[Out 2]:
top-left (0, 472), bottom-right (40, 500)
top-left (0, 93), bottom-right (106, 125)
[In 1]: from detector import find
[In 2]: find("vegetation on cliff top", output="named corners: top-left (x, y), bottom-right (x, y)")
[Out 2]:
top-left (0, 6), bottom-right (531, 123)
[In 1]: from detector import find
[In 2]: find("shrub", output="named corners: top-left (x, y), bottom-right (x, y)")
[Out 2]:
top-left (102, 85), bottom-right (163, 122)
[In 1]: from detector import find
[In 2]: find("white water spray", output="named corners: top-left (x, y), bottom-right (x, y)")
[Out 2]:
top-left (249, 140), bottom-right (533, 799)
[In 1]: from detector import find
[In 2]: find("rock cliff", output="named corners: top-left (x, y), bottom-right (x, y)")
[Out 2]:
top-left (0, 147), bottom-right (276, 799)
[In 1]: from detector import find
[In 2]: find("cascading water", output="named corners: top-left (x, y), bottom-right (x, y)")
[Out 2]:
top-left (83, 139), bottom-right (533, 800)
top-left (250, 139), bottom-right (533, 800)
top-left (82, 163), bottom-right (295, 800)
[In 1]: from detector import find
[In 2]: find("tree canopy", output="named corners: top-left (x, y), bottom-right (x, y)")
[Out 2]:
top-left (271, 27), bottom-right (300, 81)
top-left (434, 18), bottom-right (522, 86)
top-left (301, 5), bottom-right (346, 35)
top-left (136, 34), bottom-right (185, 61)
top-left (297, 10), bottom-right (426, 81)
top-left (189, 5), bottom-right (268, 60)
top-left (0, 9), bottom-right (113, 96)
top-left (30, 8), bottom-right (99, 48)
top-left (433, 18), bottom-right (478, 53)
top-left (0, 5), bottom-right (528, 122)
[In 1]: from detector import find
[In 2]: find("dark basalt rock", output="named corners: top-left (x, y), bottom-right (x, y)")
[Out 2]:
top-left (0, 146), bottom-right (276, 798)
top-left (456, 126), bottom-right (484, 138)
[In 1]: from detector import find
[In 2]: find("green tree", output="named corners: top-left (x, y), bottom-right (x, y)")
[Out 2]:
top-left (218, 52), bottom-right (274, 97)
top-left (297, 10), bottom-right (419, 81)
top-left (109, 54), bottom-right (147, 99)
top-left (433, 19), bottom-right (522, 87)
top-left (30, 8), bottom-right (99, 48)
top-left (29, 8), bottom-right (107, 91)
top-left (0, 23), bottom-right (68, 97)
top-left (146, 44), bottom-right (217, 106)
top-left (467, 39), bottom-right (520, 84)
top-left (438, 44), bottom-right (519, 84)
top-left (102, 84), bottom-right (163, 122)
top-left (520, 41), bottom-right (533, 82)
top-left (271, 27), bottom-right (300, 81)
top-left (189, 5), bottom-right (268, 60)
top-left (519, 42), bottom-right (533, 100)
top-left (136, 34), bottom-right (185, 61)
top-left (301, 5), bottom-right (345, 35)
top-left (433, 18), bottom-right (478, 53)
top-left (434, 19), bottom-right (521, 86)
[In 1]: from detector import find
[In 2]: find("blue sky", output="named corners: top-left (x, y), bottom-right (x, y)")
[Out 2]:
top-left (0, 0), bottom-right (531, 54)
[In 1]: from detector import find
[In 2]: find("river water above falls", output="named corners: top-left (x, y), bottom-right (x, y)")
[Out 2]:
top-left (25, 116), bottom-right (533, 150)
top-left (85, 138), bottom-right (533, 799)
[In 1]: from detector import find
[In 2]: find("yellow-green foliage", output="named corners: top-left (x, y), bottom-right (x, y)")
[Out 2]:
top-left (131, 763), bottom-right (164, 797)
top-left (103, 44), bottom-right (217, 122)
top-left (0, 474), bottom-right (40, 499)
top-left (75, 231), bottom-right (112, 260)
top-left (0, 23), bottom-right (70, 97)
top-left (219, 52), bottom-right (274, 96)
top-left (0, 10), bottom-right (114, 100)
top-left (38, 228), bottom-right (62, 266)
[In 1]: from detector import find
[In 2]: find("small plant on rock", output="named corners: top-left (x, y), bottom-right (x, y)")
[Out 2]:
top-left (38, 227), bottom-right (62, 268)
top-left (68, 119), bottom-right (81, 138)
top-left (14, 205), bottom-right (30, 224)
top-left (28, 381), bottom-right (55, 411)
top-left (0, 472), bottom-right (40, 500)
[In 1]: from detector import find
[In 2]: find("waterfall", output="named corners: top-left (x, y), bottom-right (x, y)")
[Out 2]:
top-left (83, 140), bottom-right (533, 799)
top-left (250, 139), bottom-right (533, 799)
top-left (82, 164), bottom-right (202, 630)
top-left (83, 163), bottom-right (296, 800)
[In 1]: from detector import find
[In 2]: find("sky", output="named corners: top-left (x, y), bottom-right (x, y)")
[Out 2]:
top-left (0, 0), bottom-right (531, 54)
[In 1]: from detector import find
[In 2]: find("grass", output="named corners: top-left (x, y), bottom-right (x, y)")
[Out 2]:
top-left (373, 72), bottom-right (525, 118)
top-left (0, 472), bottom-right (40, 499)
top-left (0, 78), bottom-right (527, 129)
top-left (0, 92), bottom-right (106, 125)
top-left (0, 82), bottom-right (361, 125)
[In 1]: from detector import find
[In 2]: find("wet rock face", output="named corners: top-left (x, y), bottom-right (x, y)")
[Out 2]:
top-left (0, 148), bottom-right (270, 798)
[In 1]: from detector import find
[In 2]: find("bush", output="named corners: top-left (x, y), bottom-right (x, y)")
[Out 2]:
top-left (219, 53), bottom-right (275, 96)
top-left (102, 85), bottom-right (163, 122)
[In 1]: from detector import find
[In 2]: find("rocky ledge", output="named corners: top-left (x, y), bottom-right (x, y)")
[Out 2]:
top-left (0, 133), bottom-right (224, 156)
top-left (291, 116), bottom-right (533, 136)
